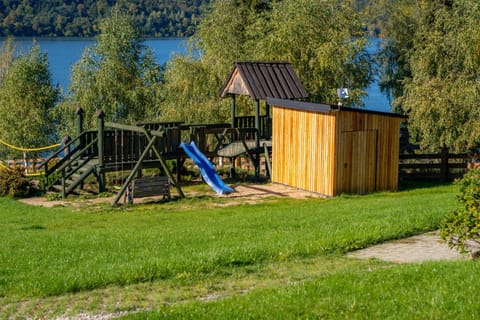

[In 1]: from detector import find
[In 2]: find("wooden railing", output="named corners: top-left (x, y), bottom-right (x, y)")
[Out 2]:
top-left (42, 108), bottom-right (273, 179)
top-left (399, 152), bottom-right (470, 181)
top-left (234, 115), bottom-right (271, 139)
top-left (101, 123), bottom-right (180, 165)
top-left (180, 123), bottom-right (231, 154)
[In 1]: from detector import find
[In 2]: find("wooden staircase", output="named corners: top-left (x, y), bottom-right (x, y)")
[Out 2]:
top-left (50, 158), bottom-right (97, 197)
top-left (40, 131), bottom-right (99, 198)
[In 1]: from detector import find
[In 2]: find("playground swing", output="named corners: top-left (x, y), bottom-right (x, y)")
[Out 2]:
top-left (109, 124), bottom-right (173, 205)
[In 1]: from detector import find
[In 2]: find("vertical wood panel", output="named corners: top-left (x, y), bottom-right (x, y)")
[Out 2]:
top-left (337, 130), bottom-right (377, 194)
top-left (335, 110), bottom-right (402, 194)
top-left (272, 106), bottom-right (336, 196)
top-left (272, 105), bottom-right (403, 197)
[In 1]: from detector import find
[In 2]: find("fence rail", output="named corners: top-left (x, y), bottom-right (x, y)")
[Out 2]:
top-left (399, 152), bottom-right (470, 181)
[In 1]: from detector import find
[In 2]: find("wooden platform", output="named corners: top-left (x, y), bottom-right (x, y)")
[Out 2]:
top-left (217, 140), bottom-right (272, 158)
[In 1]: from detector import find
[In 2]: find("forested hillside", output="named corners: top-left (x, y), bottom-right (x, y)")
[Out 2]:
top-left (0, 0), bottom-right (211, 37)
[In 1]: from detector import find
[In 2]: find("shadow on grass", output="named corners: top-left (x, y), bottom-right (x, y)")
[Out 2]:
top-left (398, 179), bottom-right (454, 192)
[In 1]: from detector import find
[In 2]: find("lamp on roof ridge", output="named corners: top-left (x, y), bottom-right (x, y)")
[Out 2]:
top-left (337, 88), bottom-right (349, 107)
top-left (337, 88), bottom-right (349, 99)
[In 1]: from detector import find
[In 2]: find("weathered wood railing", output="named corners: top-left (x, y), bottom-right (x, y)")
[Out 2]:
top-left (41, 107), bottom-right (272, 185)
top-left (102, 122), bottom-right (175, 165)
top-left (399, 152), bottom-right (470, 181)
top-left (181, 123), bottom-right (231, 154)
top-left (234, 115), bottom-right (271, 139)
top-left (39, 130), bottom-right (96, 177)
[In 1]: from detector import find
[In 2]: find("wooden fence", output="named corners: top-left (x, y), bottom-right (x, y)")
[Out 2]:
top-left (399, 152), bottom-right (470, 181)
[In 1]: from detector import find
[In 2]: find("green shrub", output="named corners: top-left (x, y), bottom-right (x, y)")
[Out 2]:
top-left (440, 169), bottom-right (480, 255)
top-left (0, 166), bottom-right (34, 197)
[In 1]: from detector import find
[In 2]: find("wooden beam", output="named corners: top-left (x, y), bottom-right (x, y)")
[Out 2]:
top-left (96, 110), bottom-right (106, 192)
top-left (231, 94), bottom-right (236, 128)
top-left (264, 142), bottom-right (272, 180)
top-left (141, 127), bottom-right (185, 199)
top-left (104, 121), bottom-right (165, 137)
top-left (254, 99), bottom-right (260, 178)
top-left (111, 135), bottom-right (158, 206)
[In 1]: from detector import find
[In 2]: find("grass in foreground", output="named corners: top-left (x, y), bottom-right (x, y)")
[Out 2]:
top-left (0, 181), bottom-right (461, 319)
top-left (125, 260), bottom-right (480, 319)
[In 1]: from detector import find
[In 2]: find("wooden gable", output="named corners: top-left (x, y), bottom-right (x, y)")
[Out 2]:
top-left (220, 61), bottom-right (308, 100)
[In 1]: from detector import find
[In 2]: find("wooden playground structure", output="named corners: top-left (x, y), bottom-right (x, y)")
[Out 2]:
top-left (2, 61), bottom-right (410, 202)
top-left (36, 61), bottom-right (309, 205)
top-left (40, 107), bottom-right (270, 205)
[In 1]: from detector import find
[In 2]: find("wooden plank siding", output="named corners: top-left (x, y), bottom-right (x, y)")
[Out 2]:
top-left (336, 130), bottom-right (378, 194)
top-left (272, 107), bottom-right (336, 196)
top-left (270, 98), bottom-right (405, 197)
top-left (334, 110), bottom-right (403, 195)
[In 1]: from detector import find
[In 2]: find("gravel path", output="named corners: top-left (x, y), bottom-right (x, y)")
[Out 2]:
top-left (347, 231), bottom-right (466, 263)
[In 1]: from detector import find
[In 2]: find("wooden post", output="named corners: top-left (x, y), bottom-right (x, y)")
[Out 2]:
top-left (75, 106), bottom-right (84, 149)
top-left (231, 94), bottom-right (236, 128)
top-left (23, 151), bottom-right (27, 175)
top-left (265, 101), bottom-right (270, 139)
top-left (255, 99), bottom-right (260, 147)
top-left (440, 146), bottom-right (449, 182)
top-left (264, 142), bottom-right (272, 180)
top-left (111, 135), bottom-right (158, 206)
top-left (141, 127), bottom-right (185, 199)
top-left (254, 99), bottom-right (260, 179)
top-left (96, 109), bottom-right (106, 192)
top-left (230, 94), bottom-right (237, 178)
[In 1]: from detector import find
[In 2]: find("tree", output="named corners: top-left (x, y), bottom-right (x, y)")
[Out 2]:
top-left (0, 37), bottom-right (15, 83)
top-left (256, 0), bottom-right (373, 105)
top-left (0, 0), bottom-right (211, 38)
top-left (160, 0), bottom-right (266, 123)
top-left (379, 0), bottom-right (480, 152)
top-left (375, 0), bottom-right (419, 113)
top-left (161, 0), bottom-right (373, 124)
top-left (59, 7), bottom-right (163, 132)
top-left (0, 42), bottom-right (60, 158)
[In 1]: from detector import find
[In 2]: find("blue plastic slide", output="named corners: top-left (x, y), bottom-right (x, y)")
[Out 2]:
top-left (180, 141), bottom-right (234, 195)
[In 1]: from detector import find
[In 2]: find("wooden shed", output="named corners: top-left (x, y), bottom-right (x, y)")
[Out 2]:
top-left (267, 97), bottom-right (406, 196)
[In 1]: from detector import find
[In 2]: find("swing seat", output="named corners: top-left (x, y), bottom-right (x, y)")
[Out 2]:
top-left (130, 176), bottom-right (171, 203)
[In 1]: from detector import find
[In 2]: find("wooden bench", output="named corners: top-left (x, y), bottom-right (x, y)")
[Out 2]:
top-left (128, 176), bottom-right (171, 203)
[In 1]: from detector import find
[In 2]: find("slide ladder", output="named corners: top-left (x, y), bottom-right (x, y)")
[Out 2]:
top-left (180, 141), bottom-right (234, 195)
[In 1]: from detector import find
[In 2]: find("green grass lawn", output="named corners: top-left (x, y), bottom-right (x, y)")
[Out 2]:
top-left (0, 181), bottom-right (472, 319)
top-left (130, 260), bottom-right (480, 319)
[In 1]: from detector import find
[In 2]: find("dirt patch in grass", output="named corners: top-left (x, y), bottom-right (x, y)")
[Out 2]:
top-left (19, 183), bottom-right (324, 208)
top-left (347, 231), bottom-right (466, 263)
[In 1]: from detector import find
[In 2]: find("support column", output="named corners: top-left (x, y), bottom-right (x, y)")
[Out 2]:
top-left (440, 146), bottom-right (449, 182)
top-left (231, 94), bottom-right (236, 128)
top-left (254, 99), bottom-right (260, 179)
top-left (230, 94), bottom-right (237, 177)
top-left (96, 109), bottom-right (106, 192)
top-left (255, 99), bottom-right (260, 148)
top-left (265, 101), bottom-right (270, 139)
top-left (75, 106), bottom-right (84, 149)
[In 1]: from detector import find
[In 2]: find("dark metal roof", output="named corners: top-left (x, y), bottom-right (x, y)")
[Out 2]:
top-left (267, 97), bottom-right (407, 119)
top-left (220, 61), bottom-right (308, 100)
top-left (266, 98), bottom-right (333, 113)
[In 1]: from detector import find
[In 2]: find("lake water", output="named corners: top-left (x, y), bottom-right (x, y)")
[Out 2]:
top-left (0, 37), bottom-right (391, 112)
